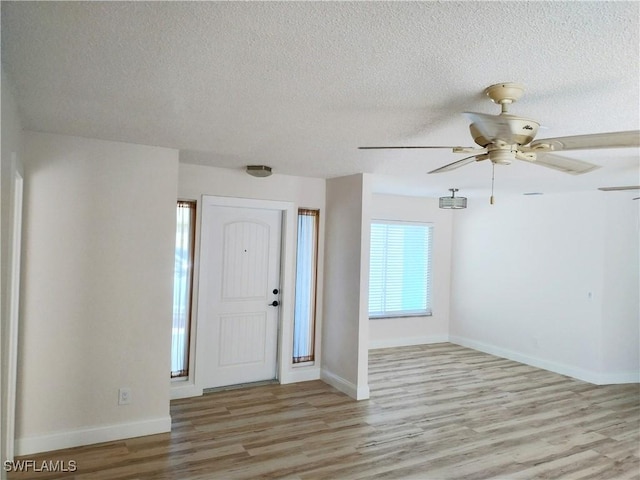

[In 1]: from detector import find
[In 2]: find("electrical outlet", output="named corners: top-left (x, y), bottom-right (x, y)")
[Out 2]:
top-left (118, 387), bottom-right (132, 405)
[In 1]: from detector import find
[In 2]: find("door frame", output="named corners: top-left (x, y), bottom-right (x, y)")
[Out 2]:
top-left (193, 195), bottom-right (297, 392)
top-left (5, 153), bottom-right (24, 462)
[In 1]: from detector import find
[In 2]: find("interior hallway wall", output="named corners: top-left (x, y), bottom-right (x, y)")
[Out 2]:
top-left (322, 174), bottom-right (371, 400)
top-left (17, 132), bottom-right (179, 455)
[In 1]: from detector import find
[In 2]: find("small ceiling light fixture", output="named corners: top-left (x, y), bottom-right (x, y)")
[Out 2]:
top-left (439, 188), bottom-right (467, 209)
top-left (246, 165), bottom-right (273, 177)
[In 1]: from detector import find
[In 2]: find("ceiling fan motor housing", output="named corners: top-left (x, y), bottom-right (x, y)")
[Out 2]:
top-left (469, 117), bottom-right (540, 148)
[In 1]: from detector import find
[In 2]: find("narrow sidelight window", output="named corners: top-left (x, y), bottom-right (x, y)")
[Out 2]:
top-left (293, 209), bottom-right (319, 364)
top-left (172, 200), bottom-right (196, 378)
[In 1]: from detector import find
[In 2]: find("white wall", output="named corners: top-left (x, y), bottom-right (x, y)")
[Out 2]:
top-left (177, 163), bottom-right (326, 394)
top-left (321, 174), bottom-right (371, 400)
top-left (179, 163), bottom-right (325, 207)
top-left (369, 194), bottom-right (453, 348)
top-left (17, 132), bottom-right (179, 455)
top-left (601, 195), bottom-right (640, 377)
top-left (450, 192), bottom-right (639, 384)
top-left (1, 67), bottom-right (24, 478)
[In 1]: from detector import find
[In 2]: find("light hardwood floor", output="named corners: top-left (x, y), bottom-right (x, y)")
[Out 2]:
top-left (8, 343), bottom-right (640, 479)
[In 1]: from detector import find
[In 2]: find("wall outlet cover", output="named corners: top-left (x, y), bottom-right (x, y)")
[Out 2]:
top-left (118, 387), bottom-right (132, 405)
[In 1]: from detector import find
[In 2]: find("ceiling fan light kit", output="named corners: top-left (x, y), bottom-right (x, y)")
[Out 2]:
top-left (439, 188), bottom-right (467, 209)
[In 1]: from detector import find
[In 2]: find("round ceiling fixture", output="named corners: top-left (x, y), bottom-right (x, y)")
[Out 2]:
top-left (246, 165), bottom-right (272, 177)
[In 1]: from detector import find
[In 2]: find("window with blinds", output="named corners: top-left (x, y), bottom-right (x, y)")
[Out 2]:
top-left (171, 200), bottom-right (196, 378)
top-left (369, 221), bottom-right (433, 318)
top-left (293, 209), bottom-right (319, 364)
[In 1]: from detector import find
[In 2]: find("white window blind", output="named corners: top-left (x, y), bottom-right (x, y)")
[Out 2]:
top-left (369, 221), bottom-right (433, 318)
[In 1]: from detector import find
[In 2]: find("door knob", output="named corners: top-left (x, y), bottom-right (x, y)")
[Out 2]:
top-left (269, 300), bottom-right (279, 307)
top-left (273, 289), bottom-right (279, 295)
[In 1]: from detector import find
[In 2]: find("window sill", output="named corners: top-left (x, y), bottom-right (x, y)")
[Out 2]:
top-left (369, 312), bottom-right (433, 320)
top-left (292, 360), bottom-right (315, 368)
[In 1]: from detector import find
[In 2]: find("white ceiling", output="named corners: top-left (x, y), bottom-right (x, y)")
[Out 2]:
top-left (2, 1), bottom-right (639, 198)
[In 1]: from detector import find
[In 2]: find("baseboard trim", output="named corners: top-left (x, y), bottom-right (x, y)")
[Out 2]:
top-left (281, 366), bottom-right (321, 384)
top-left (356, 383), bottom-right (370, 400)
top-left (16, 416), bottom-right (172, 456)
top-left (449, 335), bottom-right (640, 385)
top-left (590, 371), bottom-right (640, 384)
top-left (320, 368), bottom-right (369, 400)
top-left (369, 334), bottom-right (449, 350)
top-left (170, 381), bottom-right (203, 400)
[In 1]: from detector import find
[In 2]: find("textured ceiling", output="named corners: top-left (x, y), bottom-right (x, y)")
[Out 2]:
top-left (2, 1), bottom-right (639, 197)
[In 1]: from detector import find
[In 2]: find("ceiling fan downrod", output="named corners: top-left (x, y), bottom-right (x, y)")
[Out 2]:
top-left (484, 82), bottom-right (525, 114)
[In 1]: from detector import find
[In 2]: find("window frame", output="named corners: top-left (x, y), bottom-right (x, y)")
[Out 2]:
top-left (171, 200), bottom-right (197, 379)
top-left (293, 208), bottom-right (320, 365)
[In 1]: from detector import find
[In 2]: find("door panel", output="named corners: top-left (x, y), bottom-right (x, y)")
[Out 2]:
top-left (221, 221), bottom-right (270, 300)
top-left (219, 313), bottom-right (267, 366)
top-left (198, 203), bottom-right (282, 389)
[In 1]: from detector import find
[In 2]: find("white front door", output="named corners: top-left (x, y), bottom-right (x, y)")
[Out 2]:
top-left (198, 199), bottom-right (282, 389)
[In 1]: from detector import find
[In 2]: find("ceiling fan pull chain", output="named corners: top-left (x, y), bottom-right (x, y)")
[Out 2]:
top-left (490, 162), bottom-right (496, 205)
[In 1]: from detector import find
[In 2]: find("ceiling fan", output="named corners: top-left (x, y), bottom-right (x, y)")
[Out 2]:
top-left (359, 82), bottom-right (640, 175)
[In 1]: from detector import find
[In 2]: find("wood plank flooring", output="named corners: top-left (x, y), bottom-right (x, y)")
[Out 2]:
top-left (8, 343), bottom-right (640, 479)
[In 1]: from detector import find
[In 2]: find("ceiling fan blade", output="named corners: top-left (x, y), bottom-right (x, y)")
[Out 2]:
top-left (529, 130), bottom-right (640, 151)
top-left (358, 145), bottom-right (466, 150)
top-left (598, 186), bottom-right (640, 191)
top-left (519, 152), bottom-right (600, 175)
top-left (428, 154), bottom-right (488, 174)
